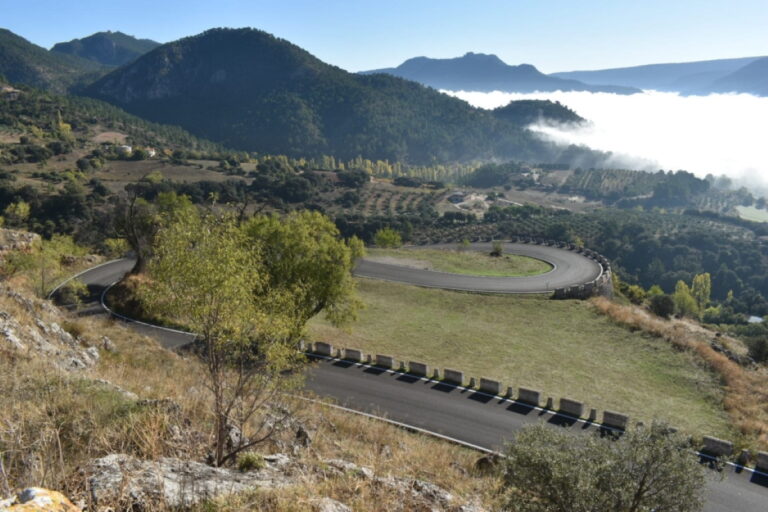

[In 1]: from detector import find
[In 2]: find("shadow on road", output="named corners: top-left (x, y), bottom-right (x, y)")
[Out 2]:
top-left (750, 472), bottom-right (768, 488)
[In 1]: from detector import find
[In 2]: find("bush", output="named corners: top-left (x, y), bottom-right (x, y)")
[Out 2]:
top-left (61, 320), bottom-right (86, 339)
top-left (501, 422), bottom-right (707, 512)
top-left (58, 278), bottom-right (89, 306)
top-left (490, 241), bottom-right (503, 257)
top-left (748, 338), bottom-right (768, 363)
top-left (374, 227), bottom-right (402, 248)
top-left (649, 294), bottom-right (675, 318)
top-left (237, 452), bottom-right (265, 472)
top-left (624, 284), bottom-right (647, 305)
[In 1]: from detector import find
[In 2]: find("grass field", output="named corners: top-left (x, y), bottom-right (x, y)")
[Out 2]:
top-left (735, 205), bottom-right (768, 223)
top-left (366, 248), bottom-right (552, 277)
top-left (309, 279), bottom-right (734, 438)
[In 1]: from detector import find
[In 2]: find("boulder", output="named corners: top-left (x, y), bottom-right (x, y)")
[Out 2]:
top-left (0, 487), bottom-right (80, 512)
top-left (87, 453), bottom-right (294, 509)
top-left (316, 497), bottom-right (352, 512)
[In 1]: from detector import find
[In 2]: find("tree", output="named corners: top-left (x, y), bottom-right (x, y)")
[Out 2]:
top-left (3, 235), bottom-right (86, 297)
top-left (649, 293), bottom-right (675, 318)
top-left (691, 273), bottom-right (711, 311)
top-left (501, 423), bottom-right (708, 512)
top-left (673, 280), bottom-right (699, 318)
top-left (3, 200), bottom-right (30, 228)
top-left (113, 185), bottom-right (193, 274)
top-left (374, 227), bottom-right (402, 248)
top-left (241, 211), bottom-right (364, 340)
top-left (140, 211), bottom-right (302, 467)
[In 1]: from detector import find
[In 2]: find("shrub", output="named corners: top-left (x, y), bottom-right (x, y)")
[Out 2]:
top-left (237, 452), bottom-right (265, 472)
top-left (374, 227), bottom-right (402, 248)
top-left (61, 320), bottom-right (86, 339)
top-left (649, 294), bottom-right (675, 318)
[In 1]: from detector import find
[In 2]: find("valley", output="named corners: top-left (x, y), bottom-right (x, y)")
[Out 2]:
top-left (2, 8), bottom-right (768, 512)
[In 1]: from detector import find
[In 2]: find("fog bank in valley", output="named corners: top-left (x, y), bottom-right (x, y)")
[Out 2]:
top-left (447, 89), bottom-right (768, 188)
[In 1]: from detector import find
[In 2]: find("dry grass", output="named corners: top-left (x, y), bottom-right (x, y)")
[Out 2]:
top-left (310, 279), bottom-right (733, 438)
top-left (591, 297), bottom-right (768, 449)
top-left (367, 248), bottom-right (552, 277)
top-left (197, 398), bottom-right (500, 512)
top-left (0, 279), bottom-right (497, 510)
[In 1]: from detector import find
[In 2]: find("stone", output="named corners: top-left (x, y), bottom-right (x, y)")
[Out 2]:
top-left (473, 454), bottom-right (500, 475)
top-left (85, 346), bottom-right (100, 363)
top-left (296, 425), bottom-right (312, 447)
top-left (136, 398), bottom-right (181, 414)
top-left (323, 459), bottom-right (375, 479)
top-left (101, 335), bottom-right (116, 352)
top-left (87, 453), bottom-right (292, 509)
top-left (90, 379), bottom-right (139, 401)
top-left (316, 497), bottom-right (352, 512)
top-left (0, 487), bottom-right (80, 512)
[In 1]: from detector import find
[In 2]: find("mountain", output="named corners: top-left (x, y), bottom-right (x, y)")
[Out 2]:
top-left (492, 99), bottom-right (584, 126)
top-left (552, 56), bottom-right (765, 92)
top-left (51, 31), bottom-right (160, 67)
top-left (84, 28), bottom-right (600, 165)
top-left (704, 57), bottom-right (768, 96)
top-left (0, 28), bottom-right (104, 93)
top-left (361, 53), bottom-right (640, 94)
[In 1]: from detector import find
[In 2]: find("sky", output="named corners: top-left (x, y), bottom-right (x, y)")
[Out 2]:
top-left (1, 0), bottom-right (767, 73)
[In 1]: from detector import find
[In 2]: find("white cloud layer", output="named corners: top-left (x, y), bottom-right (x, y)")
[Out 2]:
top-left (446, 90), bottom-right (768, 186)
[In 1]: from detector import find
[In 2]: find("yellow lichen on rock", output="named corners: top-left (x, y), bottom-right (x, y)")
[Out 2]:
top-left (0, 488), bottom-right (80, 512)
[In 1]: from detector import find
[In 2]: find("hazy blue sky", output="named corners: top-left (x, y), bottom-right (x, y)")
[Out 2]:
top-left (2, 0), bottom-right (766, 73)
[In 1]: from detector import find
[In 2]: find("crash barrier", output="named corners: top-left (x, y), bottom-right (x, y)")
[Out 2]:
top-left (443, 369), bottom-right (464, 385)
top-left (701, 436), bottom-right (734, 457)
top-left (306, 342), bottom-right (765, 468)
top-left (504, 236), bottom-right (613, 300)
top-left (756, 452), bottom-right (768, 472)
top-left (602, 410), bottom-right (630, 431)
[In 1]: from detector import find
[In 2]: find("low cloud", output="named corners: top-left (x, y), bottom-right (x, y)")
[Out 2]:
top-left (446, 90), bottom-right (768, 187)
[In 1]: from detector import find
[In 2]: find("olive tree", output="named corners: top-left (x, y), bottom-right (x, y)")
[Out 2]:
top-left (501, 422), bottom-right (708, 512)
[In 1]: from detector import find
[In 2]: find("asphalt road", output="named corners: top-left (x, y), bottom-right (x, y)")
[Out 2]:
top-left (59, 258), bottom-right (768, 512)
top-left (356, 242), bottom-right (602, 293)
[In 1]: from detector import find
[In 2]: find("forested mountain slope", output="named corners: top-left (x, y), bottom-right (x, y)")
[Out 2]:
top-left (51, 31), bottom-right (160, 67)
top-left (85, 28), bottom-right (601, 165)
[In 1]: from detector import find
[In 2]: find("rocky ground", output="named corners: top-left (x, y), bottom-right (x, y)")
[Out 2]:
top-left (0, 238), bottom-right (497, 511)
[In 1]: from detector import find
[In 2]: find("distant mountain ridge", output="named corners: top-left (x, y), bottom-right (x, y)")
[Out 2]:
top-left (51, 31), bottom-right (160, 67)
top-left (705, 57), bottom-right (768, 96)
top-left (0, 28), bottom-right (104, 93)
top-left (84, 28), bottom-right (605, 165)
top-left (552, 56), bottom-right (768, 95)
top-left (361, 52), bottom-right (640, 94)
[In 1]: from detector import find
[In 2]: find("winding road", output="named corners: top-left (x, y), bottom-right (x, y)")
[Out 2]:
top-left (56, 250), bottom-right (768, 512)
top-left (356, 242), bottom-right (602, 293)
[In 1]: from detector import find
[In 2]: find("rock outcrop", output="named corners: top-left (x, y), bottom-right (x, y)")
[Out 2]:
top-left (1, 285), bottom-right (99, 372)
top-left (84, 453), bottom-right (486, 511)
top-left (0, 229), bottom-right (39, 259)
top-left (0, 487), bottom-right (80, 512)
top-left (86, 453), bottom-right (294, 509)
